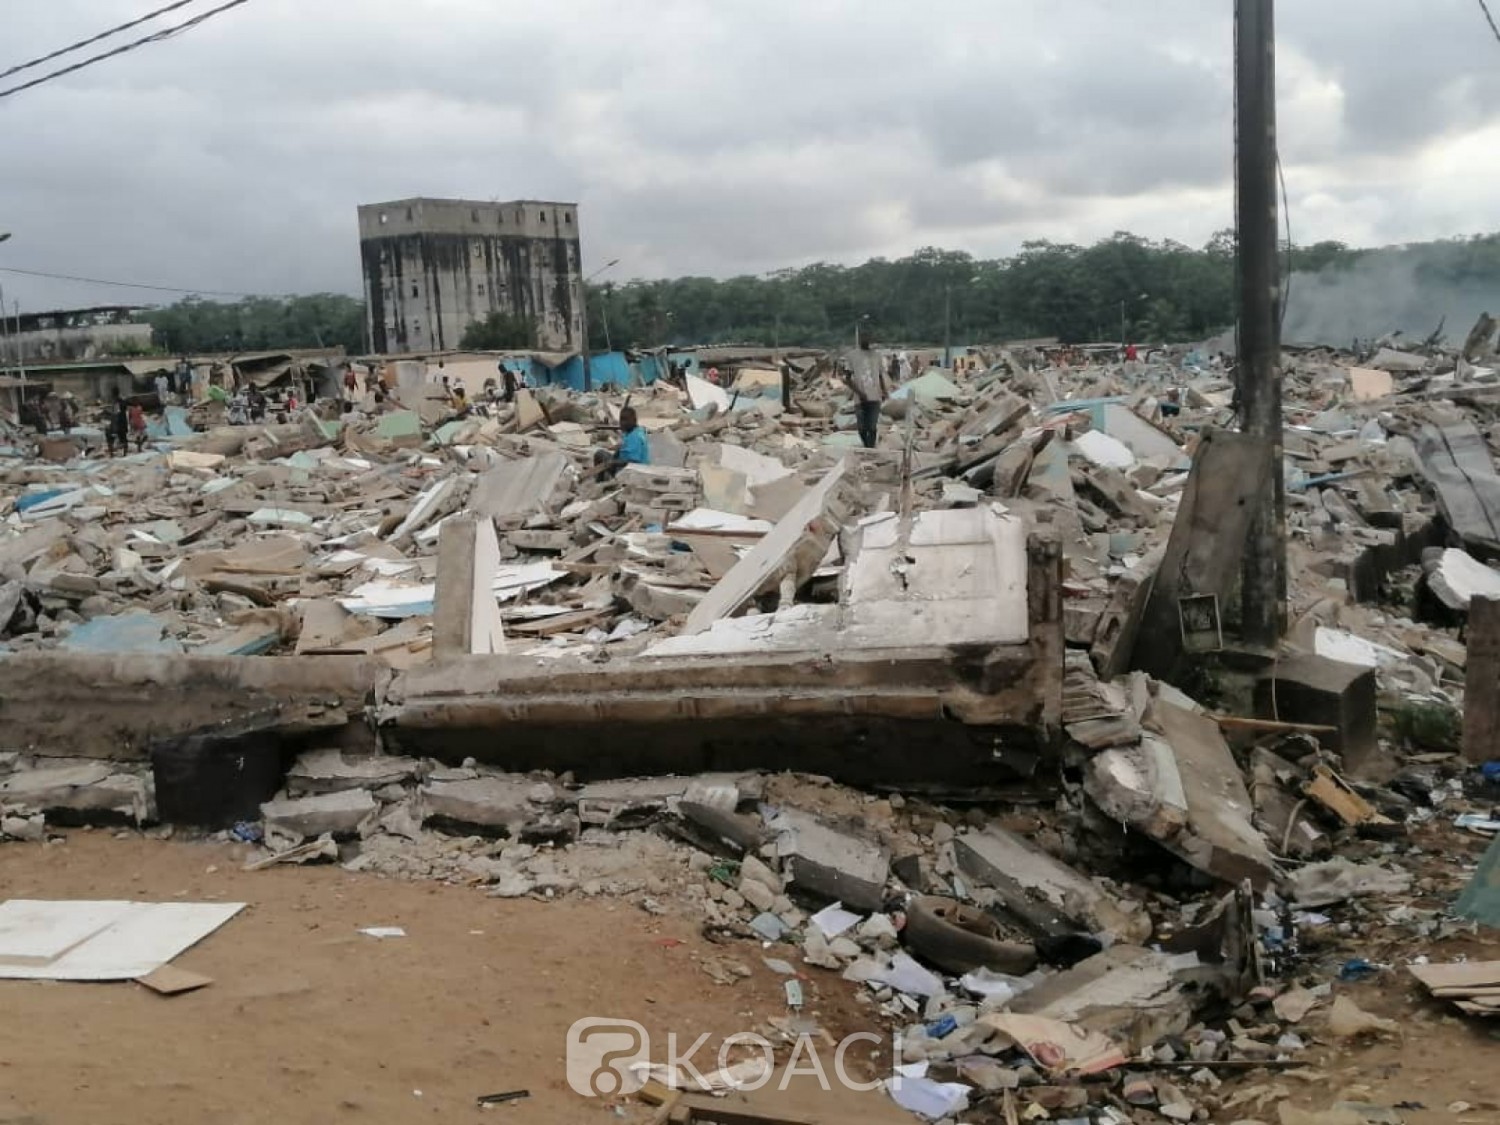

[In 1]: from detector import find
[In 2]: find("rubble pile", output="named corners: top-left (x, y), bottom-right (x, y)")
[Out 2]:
top-left (3, 323), bottom-right (1500, 1123)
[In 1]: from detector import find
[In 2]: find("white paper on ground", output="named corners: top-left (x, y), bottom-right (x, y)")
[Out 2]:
top-left (359, 926), bottom-right (406, 939)
top-left (810, 903), bottom-right (862, 939)
top-left (872, 952), bottom-right (946, 998)
top-left (0, 899), bottom-right (244, 981)
top-left (885, 1075), bottom-right (971, 1121)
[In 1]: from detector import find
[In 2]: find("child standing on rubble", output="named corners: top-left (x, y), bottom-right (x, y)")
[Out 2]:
top-left (127, 401), bottom-right (148, 452)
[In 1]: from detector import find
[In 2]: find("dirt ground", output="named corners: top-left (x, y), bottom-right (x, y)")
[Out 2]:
top-left (1, 831), bottom-right (1497, 1125)
top-left (0, 833), bottom-right (900, 1125)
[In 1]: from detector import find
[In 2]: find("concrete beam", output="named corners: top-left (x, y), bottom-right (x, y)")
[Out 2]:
top-left (433, 517), bottom-right (506, 659)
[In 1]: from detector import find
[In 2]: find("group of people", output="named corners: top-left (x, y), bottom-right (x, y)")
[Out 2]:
top-left (152, 357), bottom-right (196, 409)
top-left (18, 394), bottom-right (78, 437)
top-left (104, 394), bottom-right (148, 456)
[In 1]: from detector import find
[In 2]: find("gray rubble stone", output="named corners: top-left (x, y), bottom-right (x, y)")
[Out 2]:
top-left (739, 854), bottom-right (783, 893)
top-left (740, 879), bottom-right (776, 913)
top-left (767, 807), bottom-right (889, 911)
top-left (262, 789), bottom-right (377, 839)
top-left (2, 813), bottom-right (45, 841)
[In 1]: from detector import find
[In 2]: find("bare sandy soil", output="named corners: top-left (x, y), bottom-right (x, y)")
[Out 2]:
top-left (0, 832), bottom-right (1496, 1125)
top-left (0, 833), bottom-right (895, 1125)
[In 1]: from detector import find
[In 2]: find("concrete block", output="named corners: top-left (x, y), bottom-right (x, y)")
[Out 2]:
top-left (1255, 654), bottom-right (1377, 773)
top-left (766, 807), bottom-right (889, 911)
top-left (260, 789), bottom-right (377, 839)
top-left (286, 749), bottom-right (421, 796)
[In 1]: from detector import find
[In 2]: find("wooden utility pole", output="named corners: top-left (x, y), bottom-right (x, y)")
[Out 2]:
top-left (1235, 0), bottom-right (1286, 646)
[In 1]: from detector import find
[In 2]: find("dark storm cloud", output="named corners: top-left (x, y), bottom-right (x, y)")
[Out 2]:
top-left (0, 0), bottom-right (1497, 311)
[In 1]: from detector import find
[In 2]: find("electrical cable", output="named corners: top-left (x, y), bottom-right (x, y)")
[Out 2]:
top-left (0, 0), bottom-right (203, 81)
top-left (1277, 152), bottom-right (1293, 333)
top-left (0, 264), bottom-right (264, 299)
top-left (1480, 0), bottom-right (1500, 44)
top-left (0, 0), bottom-right (252, 101)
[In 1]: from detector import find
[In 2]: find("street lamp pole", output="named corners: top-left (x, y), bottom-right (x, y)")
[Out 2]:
top-left (579, 257), bottom-right (621, 392)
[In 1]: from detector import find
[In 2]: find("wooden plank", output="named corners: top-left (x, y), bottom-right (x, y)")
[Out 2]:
top-left (508, 608), bottom-right (609, 637)
top-left (1416, 421), bottom-right (1500, 555)
top-left (1133, 429), bottom-right (1271, 679)
top-left (1466, 597), bottom-right (1500, 764)
top-left (681, 460), bottom-right (850, 636)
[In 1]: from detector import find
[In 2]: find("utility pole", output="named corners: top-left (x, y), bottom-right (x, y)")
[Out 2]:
top-left (1235, 0), bottom-right (1285, 646)
top-left (578, 257), bottom-right (620, 393)
top-left (943, 285), bottom-right (952, 369)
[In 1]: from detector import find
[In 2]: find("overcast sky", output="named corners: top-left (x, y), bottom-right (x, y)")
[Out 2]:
top-left (2, 0), bottom-right (1498, 311)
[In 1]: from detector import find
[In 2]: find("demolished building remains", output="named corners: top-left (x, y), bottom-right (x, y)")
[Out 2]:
top-left (3, 319), bottom-right (1500, 1123)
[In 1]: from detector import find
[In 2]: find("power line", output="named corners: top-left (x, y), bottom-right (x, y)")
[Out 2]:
top-left (0, 0), bottom-right (203, 81)
top-left (0, 264), bottom-right (265, 299)
top-left (0, 0), bottom-right (253, 101)
top-left (1481, 0), bottom-right (1500, 43)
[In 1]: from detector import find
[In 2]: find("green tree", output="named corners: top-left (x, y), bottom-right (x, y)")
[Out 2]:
top-left (459, 311), bottom-right (536, 350)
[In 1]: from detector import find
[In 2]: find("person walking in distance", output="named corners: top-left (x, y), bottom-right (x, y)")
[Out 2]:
top-left (839, 323), bottom-right (890, 450)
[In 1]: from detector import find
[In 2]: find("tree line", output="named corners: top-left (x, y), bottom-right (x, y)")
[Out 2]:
top-left (132, 231), bottom-right (1500, 355)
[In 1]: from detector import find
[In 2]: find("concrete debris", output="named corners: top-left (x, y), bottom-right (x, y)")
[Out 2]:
top-left (767, 806), bottom-right (890, 911)
top-left (5, 334), bottom-right (1500, 1123)
top-left (260, 789), bottom-right (378, 840)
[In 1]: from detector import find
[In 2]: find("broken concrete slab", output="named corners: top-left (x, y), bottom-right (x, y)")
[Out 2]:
top-left (955, 826), bottom-right (1148, 949)
top-left (0, 762), bottom-right (153, 826)
top-left (260, 789), bottom-right (378, 839)
top-left (421, 775), bottom-right (552, 837)
top-left (682, 460), bottom-right (852, 635)
top-left (471, 452), bottom-right (572, 523)
top-left (1144, 698), bottom-right (1277, 889)
top-left (285, 749), bottom-right (421, 796)
top-left (1425, 547), bottom-right (1500, 611)
top-left (766, 806), bottom-right (889, 911)
top-left (1085, 734), bottom-right (1189, 841)
top-left (1007, 945), bottom-right (1199, 1055)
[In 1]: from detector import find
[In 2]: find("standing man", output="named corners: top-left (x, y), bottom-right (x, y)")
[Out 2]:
top-left (839, 325), bottom-right (890, 450)
top-left (154, 371), bottom-right (171, 411)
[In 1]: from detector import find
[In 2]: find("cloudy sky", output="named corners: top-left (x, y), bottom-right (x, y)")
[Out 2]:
top-left (2, 0), bottom-right (1499, 311)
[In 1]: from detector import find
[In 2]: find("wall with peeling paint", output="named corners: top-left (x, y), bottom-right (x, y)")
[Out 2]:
top-left (357, 198), bottom-right (583, 354)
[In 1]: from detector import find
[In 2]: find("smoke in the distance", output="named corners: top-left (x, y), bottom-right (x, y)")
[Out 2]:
top-left (1283, 241), bottom-right (1498, 346)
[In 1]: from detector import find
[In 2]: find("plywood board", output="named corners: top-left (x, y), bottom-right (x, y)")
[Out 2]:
top-left (0, 900), bottom-right (244, 981)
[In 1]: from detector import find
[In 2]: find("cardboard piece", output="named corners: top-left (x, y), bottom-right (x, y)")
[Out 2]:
top-left (137, 965), bottom-right (214, 996)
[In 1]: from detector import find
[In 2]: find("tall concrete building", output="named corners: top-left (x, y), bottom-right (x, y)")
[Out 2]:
top-left (357, 197), bottom-right (584, 354)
